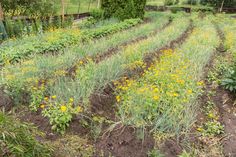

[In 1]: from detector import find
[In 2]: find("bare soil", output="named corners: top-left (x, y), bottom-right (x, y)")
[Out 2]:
top-left (94, 125), bottom-right (155, 157)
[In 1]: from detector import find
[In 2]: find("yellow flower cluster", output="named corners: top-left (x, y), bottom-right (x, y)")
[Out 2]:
top-left (40, 95), bottom-right (83, 114)
top-left (114, 77), bottom-right (134, 91)
top-left (115, 48), bottom-right (203, 127)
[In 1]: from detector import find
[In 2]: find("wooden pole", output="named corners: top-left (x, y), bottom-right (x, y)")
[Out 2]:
top-left (61, 0), bottom-right (65, 21)
top-left (220, 0), bottom-right (225, 13)
top-left (0, 2), bottom-right (3, 20)
top-left (88, 0), bottom-right (92, 11)
top-left (97, 0), bottom-right (100, 9)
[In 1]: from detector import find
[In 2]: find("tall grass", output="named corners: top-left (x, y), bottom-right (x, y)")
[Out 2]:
top-left (0, 112), bottom-right (52, 156)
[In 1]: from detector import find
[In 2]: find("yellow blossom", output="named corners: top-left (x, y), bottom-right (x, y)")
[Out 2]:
top-left (173, 93), bottom-right (179, 97)
top-left (40, 104), bottom-right (45, 109)
top-left (51, 95), bottom-right (57, 99)
top-left (187, 90), bottom-right (193, 94)
top-left (197, 127), bottom-right (203, 132)
top-left (116, 96), bottom-right (121, 102)
top-left (44, 97), bottom-right (49, 101)
top-left (77, 106), bottom-right (83, 113)
top-left (60, 105), bottom-right (67, 112)
top-left (153, 95), bottom-right (159, 101)
top-left (197, 81), bottom-right (204, 86)
top-left (153, 88), bottom-right (159, 93)
top-left (69, 98), bottom-right (74, 103)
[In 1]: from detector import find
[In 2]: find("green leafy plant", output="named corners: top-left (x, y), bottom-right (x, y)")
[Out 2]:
top-left (198, 121), bottom-right (224, 136)
top-left (148, 149), bottom-right (165, 157)
top-left (178, 150), bottom-right (192, 157)
top-left (41, 96), bottom-right (83, 134)
top-left (101, 0), bottom-right (147, 20)
top-left (222, 67), bottom-right (236, 92)
top-left (0, 18), bottom-right (141, 65)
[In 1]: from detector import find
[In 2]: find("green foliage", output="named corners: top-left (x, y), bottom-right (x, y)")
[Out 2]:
top-left (170, 7), bottom-right (184, 13)
top-left (164, 0), bottom-right (180, 5)
top-left (198, 121), bottom-right (224, 136)
top-left (90, 9), bottom-right (105, 20)
top-left (148, 149), bottom-right (165, 157)
top-left (178, 150), bottom-right (192, 157)
top-left (101, 0), bottom-right (147, 20)
top-left (200, 0), bottom-right (236, 8)
top-left (0, 18), bottom-right (140, 65)
top-left (53, 16), bottom-right (62, 29)
top-left (197, 97), bottom-right (224, 137)
top-left (222, 67), bottom-right (236, 92)
top-left (1, 15), bottom-right (74, 40)
top-left (0, 20), bottom-right (8, 41)
top-left (0, 112), bottom-right (52, 157)
top-left (41, 96), bottom-right (83, 134)
top-left (2, 0), bottom-right (56, 17)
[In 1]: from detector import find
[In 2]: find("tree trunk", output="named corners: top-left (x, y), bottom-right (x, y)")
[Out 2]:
top-left (61, 0), bottom-right (65, 21)
top-left (97, 0), bottom-right (100, 9)
top-left (88, 0), bottom-right (92, 11)
top-left (0, 2), bottom-right (3, 20)
top-left (220, 0), bottom-right (225, 13)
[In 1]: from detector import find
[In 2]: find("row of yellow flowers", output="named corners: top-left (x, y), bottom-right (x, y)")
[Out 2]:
top-left (114, 49), bottom-right (204, 129)
top-left (114, 16), bottom-right (219, 134)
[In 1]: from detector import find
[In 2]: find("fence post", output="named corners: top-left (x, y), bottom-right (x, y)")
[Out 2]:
top-left (0, 2), bottom-right (8, 41)
top-left (0, 2), bottom-right (3, 20)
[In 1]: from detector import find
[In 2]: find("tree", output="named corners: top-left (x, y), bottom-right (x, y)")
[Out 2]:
top-left (101, 0), bottom-right (147, 20)
top-left (200, 0), bottom-right (236, 8)
top-left (97, 0), bottom-right (101, 8)
top-left (1, 0), bottom-right (56, 17)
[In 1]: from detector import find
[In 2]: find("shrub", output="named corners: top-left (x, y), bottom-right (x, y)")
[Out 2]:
top-left (53, 16), bottom-right (62, 29)
top-left (170, 7), bottom-right (183, 13)
top-left (62, 15), bottom-right (74, 28)
top-left (90, 9), bottom-right (104, 20)
top-left (222, 66), bottom-right (236, 92)
top-left (164, 0), bottom-right (175, 5)
top-left (101, 0), bottom-right (147, 20)
top-left (0, 20), bottom-right (8, 41)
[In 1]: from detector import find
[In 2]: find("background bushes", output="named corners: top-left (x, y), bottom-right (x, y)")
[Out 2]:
top-left (200, 0), bottom-right (236, 8)
top-left (1, 15), bottom-right (74, 40)
top-left (101, 0), bottom-right (147, 20)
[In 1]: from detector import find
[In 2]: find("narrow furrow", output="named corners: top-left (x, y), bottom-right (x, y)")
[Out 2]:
top-left (66, 17), bottom-right (173, 77)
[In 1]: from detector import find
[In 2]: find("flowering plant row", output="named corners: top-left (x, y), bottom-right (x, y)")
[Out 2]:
top-left (115, 17), bottom-right (219, 134)
top-left (0, 18), bottom-right (141, 65)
